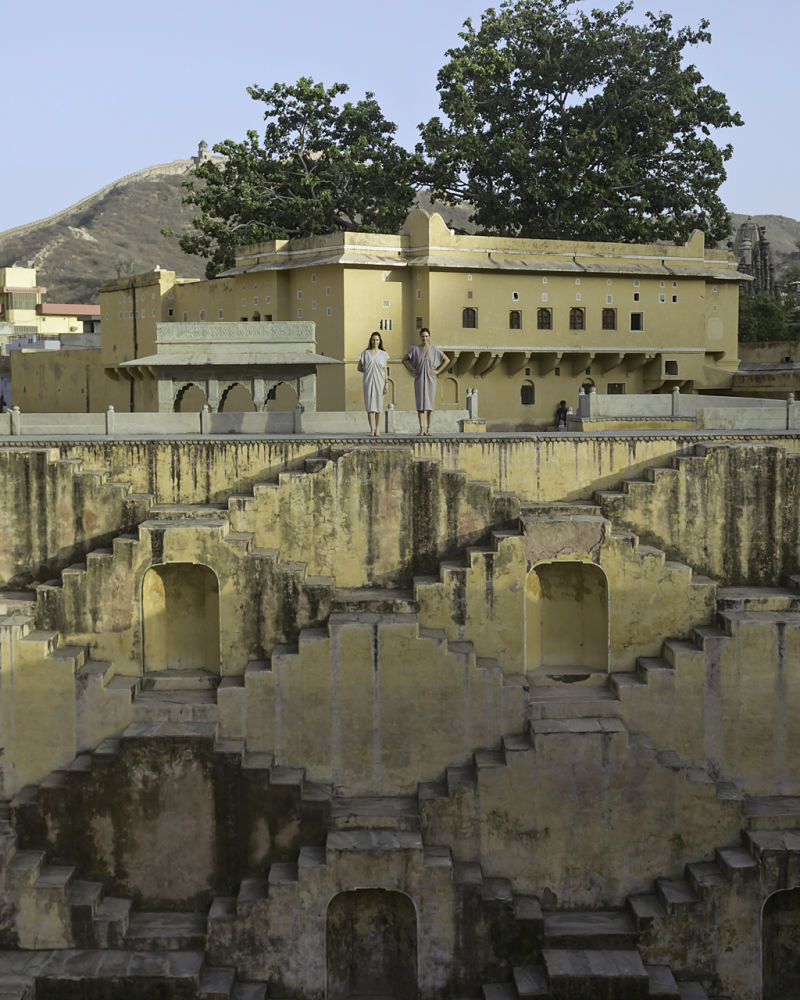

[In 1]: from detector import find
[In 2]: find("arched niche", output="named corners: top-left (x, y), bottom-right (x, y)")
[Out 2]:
top-left (174, 383), bottom-right (206, 413)
top-left (265, 381), bottom-right (298, 412)
top-left (142, 563), bottom-right (220, 674)
top-left (440, 376), bottom-right (458, 405)
top-left (326, 889), bottom-right (417, 1000)
top-left (526, 561), bottom-right (609, 674)
top-left (220, 382), bottom-right (256, 412)
top-left (763, 887), bottom-right (800, 999)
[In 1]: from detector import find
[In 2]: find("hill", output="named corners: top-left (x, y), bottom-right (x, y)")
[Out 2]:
top-left (0, 159), bottom-right (797, 304)
top-left (0, 159), bottom-right (216, 303)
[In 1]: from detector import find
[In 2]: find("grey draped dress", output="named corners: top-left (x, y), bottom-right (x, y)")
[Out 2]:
top-left (360, 348), bottom-right (390, 412)
top-left (404, 343), bottom-right (444, 411)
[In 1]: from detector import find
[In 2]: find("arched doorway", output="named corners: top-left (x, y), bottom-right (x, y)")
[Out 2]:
top-left (142, 563), bottom-right (220, 674)
top-left (265, 381), bottom-right (299, 412)
top-left (526, 561), bottom-right (608, 674)
top-left (764, 888), bottom-right (800, 998)
top-left (219, 383), bottom-right (256, 412)
top-left (326, 889), bottom-right (417, 1000)
top-left (174, 383), bottom-right (206, 412)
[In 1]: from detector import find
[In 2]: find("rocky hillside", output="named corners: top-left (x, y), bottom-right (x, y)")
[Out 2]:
top-left (0, 158), bottom-right (796, 304)
top-left (0, 160), bottom-right (214, 304)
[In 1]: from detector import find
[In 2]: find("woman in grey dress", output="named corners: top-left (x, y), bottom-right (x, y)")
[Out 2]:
top-left (403, 328), bottom-right (451, 435)
top-left (357, 331), bottom-right (390, 436)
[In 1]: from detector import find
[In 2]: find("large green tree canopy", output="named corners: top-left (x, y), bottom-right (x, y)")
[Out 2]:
top-left (419, 0), bottom-right (743, 245)
top-left (176, 78), bottom-right (420, 277)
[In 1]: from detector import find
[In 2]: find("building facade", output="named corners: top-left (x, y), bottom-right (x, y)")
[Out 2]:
top-left (14, 213), bottom-right (741, 429)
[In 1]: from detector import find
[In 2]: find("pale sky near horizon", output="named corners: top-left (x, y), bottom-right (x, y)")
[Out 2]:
top-left (3, 0), bottom-right (797, 232)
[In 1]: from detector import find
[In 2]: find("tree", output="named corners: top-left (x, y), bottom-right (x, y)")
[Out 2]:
top-left (420, 0), bottom-right (743, 245)
top-left (174, 79), bottom-right (420, 277)
top-left (738, 292), bottom-right (792, 342)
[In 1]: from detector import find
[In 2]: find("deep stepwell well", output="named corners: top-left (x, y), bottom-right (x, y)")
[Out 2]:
top-left (1, 435), bottom-right (800, 999)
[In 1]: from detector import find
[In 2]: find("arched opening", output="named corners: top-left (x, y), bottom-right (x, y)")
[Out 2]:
top-left (174, 383), bottom-right (206, 413)
top-left (763, 887), bottom-right (800, 998)
top-left (219, 383), bottom-right (256, 412)
top-left (143, 563), bottom-right (220, 674)
top-left (526, 561), bottom-right (608, 674)
top-left (265, 381), bottom-right (298, 412)
top-left (327, 889), bottom-right (417, 1000)
top-left (520, 380), bottom-right (535, 405)
top-left (440, 376), bottom-right (458, 405)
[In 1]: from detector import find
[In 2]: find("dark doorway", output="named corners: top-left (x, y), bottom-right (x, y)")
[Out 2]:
top-left (764, 888), bottom-right (800, 999)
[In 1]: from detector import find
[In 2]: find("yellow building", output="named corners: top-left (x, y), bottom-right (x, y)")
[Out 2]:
top-left (0, 267), bottom-right (100, 348)
top-left (14, 212), bottom-right (741, 428)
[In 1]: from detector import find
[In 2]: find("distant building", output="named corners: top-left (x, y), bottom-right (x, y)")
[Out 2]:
top-left (0, 266), bottom-right (100, 354)
top-left (733, 218), bottom-right (776, 297)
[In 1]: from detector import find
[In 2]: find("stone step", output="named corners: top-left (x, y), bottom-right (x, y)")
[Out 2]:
top-left (745, 828), bottom-right (800, 858)
top-left (655, 878), bottom-right (698, 912)
top-left (92, 896), bottom-right (132, 947)
top-left (528, 683), bottom-right (620, 720)
top-left (32, 949), bottom-right (205, 991)
top-left (199, 965), bottom-right (236, 999)
top-left (646, 964), bottom-right (681, 999)
top-left (232, 983), bottom-right (267, 1000)
top-left (326, 829), bottom-right (424, 853)
top-left (140, 670), bottom-right (220, 692)
top-left (329, 796), bottom-right (420, 831)
top-left (513, 964), bottom-right (549, 997)
top-left (543, 910), bottom-right (637, 949)
top-left (685, 862), bottom-right (728, 897)
top-left (715, 846), bottom-right (760, 879)
top-left (66, 880), bottom-right (104, 916)
top-left (124, 911), bottom-right (207, 950)
top-left (132, 689), bottom-right (219, 723)
top-left (676, 983), bottom-right (709, 1000)
top-left (149, 503), bottom-right (228, 519)
top-left (716, 586), bottom-right (800, 613)
top-left (746, 795), bottom-right (800, 830)
top-left (542, 948), bottom-right (648, 998)
top-left (331, 588), bottom-right (418, 614)
top-left (519, 501), bottom-right (604, 519)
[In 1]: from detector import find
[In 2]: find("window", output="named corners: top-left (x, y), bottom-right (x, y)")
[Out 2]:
top-left (312, 301), bottom-right (317, 310)
top-left (416, 289), bottom-right (422, 299)
top-left (182, 312), bottom-right (188, 321)
top-left (217, 309), bottom-right (224, 319)
top-left (467, 290), bottom-right (473, 299)
top-left (311, 274), bottom-right (317, 283)
top-left (168, 309), bottom-right (175, 317)
top-left (416, 316), bottom-right (423, 329)
top-left (541, 293), bottom-right (549, 303)
top-left (512, 291), bottom-right (520, 301)
top-left (542, 277), bottom-right (548, 284)
top-left (379, 319), bottom-right (392, 331)
top-left (326, 307), bottom-right (332, 316)
top-left (665, 360), bottom-right (679, 375)
top-left (462, 307), bottom-right (478, 328)
top-left (659, 294), bottom-right (666, 303)
top-left (633, 292), bottom-right (640, 302)
top-left (607, 382), bottom-right (626, 394)
top-left (199, 310), bottom-right (205, 321)
top-left (382, 300), bottom-right (390, 308)
top-left (241, 298), bottom-right (247, 307)
top-left (537, 308), bottom-right (552, 330)
top-left (630, 312), bottom-right (644, 331)
top-left (254, 296), bottom-right (259, 305)
top-left (297, 290), bottom-right (303, 300)
top-left (265, 314), bottom-right (273, 321)
top-left (569, 307), bottom-right (585, 331)
top-left (509, 310), bottom-right (522, 330)
top-left (660, 281), bottom-right (665, 288)
top-left (672, 295), bottom-right (678, 303)
top-left (326, 287), bottom-right (331, 296)
top-left (606, 295), bottom-right (613, 304)
top-left (634, 279), bottom-right (640, 287)
top-left (520, 381), bottom-right (535, 405)
top-left (266, 296), bottom-right (271, 304)
top-left (602, 308), bottom-right (616, 330)
top-left (297, 308), bottom-right (303, 318)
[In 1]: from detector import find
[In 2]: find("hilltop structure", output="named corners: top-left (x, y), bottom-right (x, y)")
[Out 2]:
top-left (734, 218), bottom-right (777, 298)
top-left (11, 211), bottom-right (742, 429)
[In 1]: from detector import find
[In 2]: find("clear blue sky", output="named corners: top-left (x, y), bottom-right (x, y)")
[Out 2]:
top-left (3, 0), bottom-right (797, 231)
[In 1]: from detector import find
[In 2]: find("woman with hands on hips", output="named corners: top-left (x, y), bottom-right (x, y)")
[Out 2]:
top-left (403, 328), bottom-right (450, 435)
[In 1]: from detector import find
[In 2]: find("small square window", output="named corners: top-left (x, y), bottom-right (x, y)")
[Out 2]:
top-left (633, 292), bottom-right (640, 302)
top-left (312, 301), bottom-right (317, 310)
top-left (554, 366), bottom-right (561, 376)
top-left (467, 291), bottom-right (473, 299)
top-left (665, 360), bottom-right (678, 375)
top-left (606, 295), bottom-right (613, 304)
top-left (712, 285), bottom-right (718, 293)
top-left (607, 279), bottom-right (613, 286)
top-left (241, 298), bottom-right (247, 307)
top-left (297, 290), bottom-right (303, 300)
top-left (576, 293), bottom-right (581, 302)
top-left (672, 281), bottom-right (678, 288)
top-left (182, 312), bottom-right (188, 321)
top-left (607, 382), bottom-right (626, 395)
top-left (199, 310), bottom-right (205, 320)
top-left (672, 295), bottom-right (678, 303)
top-left (311, 274), bottom-right (317, 283)
top-left (168, 308), bottom-right (175, 317)
top-left (541, 293), bottom-right (549, 303)
top-left (266, 296), bottom-right (271, 304)
top-left (254, 296), bottom-right (259, 305)
top-left (542, 277), bottom-right (548, 285)
top-left (467, 275), bottom-right (472, 281)
top-left (297, 308), bottom-right (302, 317)
top-left (416, 316), bottom-right (423, 329)
top-left (575, 278), bottom-right (581, 285)
top-left (326, 287), bottom-right (331, 296)
top-left (382, 299), bottom-right (390, 308)
top-left (326, 307), bottom-right (332, 316)
top-left (634, 279), bottom-right (640, 287)
top-left (659, 294), bottom-right (666, 303)
top-left (512, 291), bottom-right (520, 301)
top-left (416, 289), bottom-right (422, 299)
top-left (218, 309), bottom-right (224, 319)
top-left (660, 281), bottom-right (665, 288)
